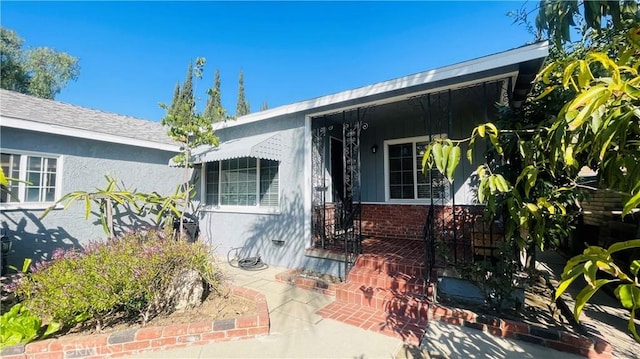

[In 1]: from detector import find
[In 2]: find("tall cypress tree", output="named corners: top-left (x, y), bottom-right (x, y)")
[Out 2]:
top-left (235, 69), bottom-right (250, 117)
top-left (176, 61), bottom-right (195, 120)
top-left (167, 82), bottom-right (181, 116)
top-left (204, 68), bottom-right (226, 122)
top-left (260, 100), bottom-right (269, 111)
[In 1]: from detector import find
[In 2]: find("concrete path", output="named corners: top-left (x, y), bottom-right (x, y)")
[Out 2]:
top-left (537, 250), bottom-right (640, 359)
top-left (130, 259), bottom-right (584, 358)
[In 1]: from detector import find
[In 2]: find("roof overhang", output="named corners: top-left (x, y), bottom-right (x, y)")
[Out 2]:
top-left (193, 132), bottom-right (283, 163)
top-left (215, 41), bottom-right (549, 129)
top-left (1, 116), bottom-right (181, 152)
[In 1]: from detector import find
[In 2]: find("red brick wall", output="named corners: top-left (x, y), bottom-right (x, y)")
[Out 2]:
top-left (361, 204), bottom-right (428, 240)
top-left (360, 204), bottom-right (485, 240)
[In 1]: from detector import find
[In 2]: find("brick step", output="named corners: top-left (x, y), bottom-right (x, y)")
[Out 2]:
top-left (335, 282), bottom-right (432, 322)
top-left (346, 267), bottom-right (427, 294)
top-left (353, 254), bottom-right (425, 277)
top-left (316, 301), bottom-right (425, 345)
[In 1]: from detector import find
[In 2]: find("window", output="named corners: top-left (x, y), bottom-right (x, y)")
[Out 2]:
top-left (385, 137), bottom-right (448, 201)
top-left (205, 157), bottom-right (279, 209)
top-left (1, 151), bottom-right (61, 206)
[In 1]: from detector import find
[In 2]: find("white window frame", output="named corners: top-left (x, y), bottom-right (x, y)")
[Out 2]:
top-left (383, 135), bottom-right (448, 203)
top-left (1, 149), bottom-right (63, 210)
top-left (201, 158), bottom-right (281, 214)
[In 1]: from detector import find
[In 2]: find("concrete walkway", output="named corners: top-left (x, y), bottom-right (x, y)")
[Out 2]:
top-left (129, 258), bottom-right (587, 359)
top-left (536, 250), bottom-right (640, 359)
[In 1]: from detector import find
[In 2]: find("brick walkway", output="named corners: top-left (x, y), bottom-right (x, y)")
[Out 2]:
top-left (317, 301), bottom-right (425, 345)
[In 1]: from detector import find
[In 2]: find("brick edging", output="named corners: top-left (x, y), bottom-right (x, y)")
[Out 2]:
top-left (1, 286), bottom-right (270, 359)
top-left (431, 304), bottom-right (612, 359)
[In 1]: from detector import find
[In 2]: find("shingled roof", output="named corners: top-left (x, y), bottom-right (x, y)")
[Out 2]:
top-left (0, 89), bottom-right (179, 150)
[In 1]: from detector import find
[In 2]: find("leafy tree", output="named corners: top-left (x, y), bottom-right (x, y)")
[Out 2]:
top-left (0, 27), bottom-right (79, 99)
top-left (204, 68), bottom-right (229, 122)
top-left (1, 27), bottom-right (29, 94)
top-left (260, 100), bottom-right (269, 111)
top-left (535, 0), bottom-right (640, 342)
top-left (423, 0), bottom-right (639, 340)
top-left (160, 57), bottom-right (219, 237)
top-left (235, 69), bottom-right (250, 117)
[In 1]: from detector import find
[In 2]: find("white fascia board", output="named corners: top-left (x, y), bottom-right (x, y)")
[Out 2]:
top-left (214, 42), bottom-right (549, 131)
top-left (305, 71), bottom-right (520, 118)
top-left (1, 116), bottom-right (181, 152)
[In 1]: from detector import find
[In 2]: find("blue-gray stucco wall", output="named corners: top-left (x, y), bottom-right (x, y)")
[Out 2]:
top-left (1, 127), bottom-right (184, 267)
top-left (195, 114), bottom-right (332, 273)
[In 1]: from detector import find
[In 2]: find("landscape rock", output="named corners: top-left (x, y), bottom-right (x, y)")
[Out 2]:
top-left (164, 270), bottom-right (205, 312)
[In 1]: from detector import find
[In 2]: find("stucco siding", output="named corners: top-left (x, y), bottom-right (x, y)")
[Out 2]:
top-left (197, 116), bottom-right (311, 269)
top-left (1, 127), bottom-right (183, 266)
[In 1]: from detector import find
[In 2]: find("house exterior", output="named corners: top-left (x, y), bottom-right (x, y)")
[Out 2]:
top-left (0, 42), bottom-right (549, 276)
top-left (0, 89), bottom-right (184, 267)
top-left (193, 42), bottom-right (549, 278)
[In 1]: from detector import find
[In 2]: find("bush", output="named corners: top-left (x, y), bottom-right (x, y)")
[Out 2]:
top-left (16, 230), bottom-right (221, 330)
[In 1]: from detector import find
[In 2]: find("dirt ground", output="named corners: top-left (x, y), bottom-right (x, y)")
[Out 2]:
top-left (59, 287), bottom-right (257, 338)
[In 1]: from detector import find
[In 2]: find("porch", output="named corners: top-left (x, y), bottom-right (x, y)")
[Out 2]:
top-left (309, 203), bottom-right (505, 274)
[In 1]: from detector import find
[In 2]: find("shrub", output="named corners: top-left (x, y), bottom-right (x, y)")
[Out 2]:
top-left (16, 230), bottom-right (221, 331)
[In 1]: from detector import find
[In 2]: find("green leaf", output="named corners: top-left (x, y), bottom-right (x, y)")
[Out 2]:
top-left (440, 144), bottom-right (452, 176)
top-left (84, 196), bottom-right (91, 220)
top-left (568, 87), bottom-right (610, 130)
top-left (432, 143), bottom-right (444, 174)
top-left (0, 168), bottom-right (8, 187)
top-left (489, 134), bottom-right (503, 155)
top-left (494, 174), bottom-right (510, 193)
top-left (564, 145), bottom-right (576, 168)
top-left (568, 84), bottom-right (609, 111)
top-left (485, 122), bottom-right (498, 136)
top-left (622, 191), bottom-right (640, 216)
top-left (631, 260), bottom-right (640, 278)
top-left (488, 176), bottom-right (497, 193)
top-left (555, 264), bottom-right (586, 300)
top-left (537, 62), bottom-right (557, 85)
top-left (477, 124), bottom-right (486, 137)
top-left (446, 146), bottom-right (461, 182)
top-left (533, 85), bottom-right (556, 100)
top-left (478, 177), bottom-right (487, 203)
top-left (43, 321), bottom-right (61, 338)
top-left (421, 143), bottom-right (432, 173)
top-left (584, 261), bottom-right (597, 287)
top-left (21, 258), bottom-right (31, 273)
top-left (574, 279), bottom-right (614, 322)
top-left (525, 203), bottom-right (538, 214)
top-left (562, 61), bottom-right (580, 89)
top-left (608, 240), bottom-right (640, 255)
top-left (615, 284), bottom-right (640, 310)
top-left (577, 60), bottom-right (592, 89)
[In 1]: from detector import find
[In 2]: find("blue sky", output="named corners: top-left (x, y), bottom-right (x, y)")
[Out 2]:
top-left (2, 1), bottom-right (537, 122)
